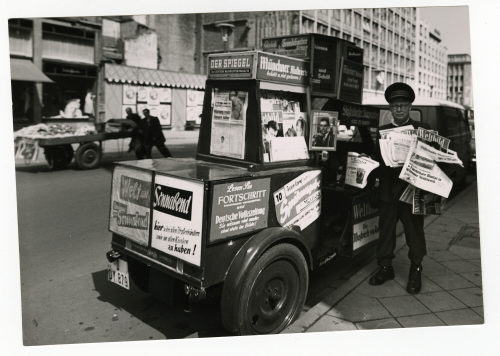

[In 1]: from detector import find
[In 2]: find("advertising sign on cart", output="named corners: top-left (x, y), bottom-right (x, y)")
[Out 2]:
top-left (273, 170), bottom-right (322, 231)
top-left (352, 194), bottom-right (379, 250)
top-left (151, 175), bottom-right (204, 266)
top-left (210, 178), bottom-right (270, 242)
top-left (109, 166), bottom-right (152, 246)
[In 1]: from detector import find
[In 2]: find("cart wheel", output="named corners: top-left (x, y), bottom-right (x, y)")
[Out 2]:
top-left (221, 243), bottom-right (308, 335)
top-left (44, 145), bottom-right (74, 170)
top-left (75, 143), bottom-right (102, 170)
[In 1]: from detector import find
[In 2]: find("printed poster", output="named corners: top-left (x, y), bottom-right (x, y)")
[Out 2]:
top-left (123, 85), bottom-right (137, 105)
top-left (310, 110), bottom-right (338, 151)
top-left (148, 87), bottom-right (161, 106)
top-left (187, 106), bottom-right (203, 124)
top-left (159, 87), bottom-right (172, 103)
top-left (151, 175), bottom-right (204, 266)
top-left (109, 166), bottom-right (152, 246)
top-left (210, 178), bottom-right (270, 242)
top-left (187, 89), bottom-right (204, 106)
top-left (273, 170), bottom-right (322, 231)
top-left (137, 87), bottom-right (148, 102)
top-left (352, 195), bottom-right (379, 250)
top-left (158, 104), bottom-right (171, 126)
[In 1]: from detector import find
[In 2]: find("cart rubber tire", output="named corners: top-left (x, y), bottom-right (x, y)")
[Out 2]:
top-left (75, 143), bottom-right (102, 170)
top-left (221, 243), bottom-right (308, 335)
top-left (44, 145), bottom-right (74, 170)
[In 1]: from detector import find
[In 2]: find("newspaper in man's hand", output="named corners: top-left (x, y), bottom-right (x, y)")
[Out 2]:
top-left (399, 141), bottom-right (454, 198)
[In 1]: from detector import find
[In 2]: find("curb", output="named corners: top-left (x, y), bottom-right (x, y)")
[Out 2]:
top-left (282, 178), bottom-right (478, 333)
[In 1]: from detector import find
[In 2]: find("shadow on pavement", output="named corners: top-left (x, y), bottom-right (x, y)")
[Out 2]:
top-left (91, 269), bottom-right (229, 339)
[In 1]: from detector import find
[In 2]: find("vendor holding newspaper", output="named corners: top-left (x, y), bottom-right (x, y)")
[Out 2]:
top-left (367, 82), bottom-right (463, 295)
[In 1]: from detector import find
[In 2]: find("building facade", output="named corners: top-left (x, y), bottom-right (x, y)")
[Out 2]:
top-left (414, 12), bottom-right (448, 100)
top-left (9, 17), bottom-right (101, 130)
top-left (447, 54), bottom-right (473, 108)
top-left (197, 8), bottom-right (418, 99)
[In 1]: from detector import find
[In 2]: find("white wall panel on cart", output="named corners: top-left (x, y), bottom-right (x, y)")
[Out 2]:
top-left (151, 175), bottom-right (204, 266)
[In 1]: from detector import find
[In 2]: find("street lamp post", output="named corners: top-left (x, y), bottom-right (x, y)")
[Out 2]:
top-left (215, 23), bottom-right (235, 52)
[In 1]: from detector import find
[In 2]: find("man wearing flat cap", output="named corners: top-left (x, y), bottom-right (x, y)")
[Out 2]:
top-left (369, 82), bottom-right (430, 294)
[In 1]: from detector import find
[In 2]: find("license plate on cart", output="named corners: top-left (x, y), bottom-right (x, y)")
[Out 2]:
top-left (108, 259), bottom-right (130, 290)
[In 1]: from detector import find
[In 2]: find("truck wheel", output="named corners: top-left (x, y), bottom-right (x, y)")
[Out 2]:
top-left (75, 143), bottom-right (102, 170)
top-left (222, 243), bottom-right (308, 335)
top-left (44, 145), bottom-right (74, 170)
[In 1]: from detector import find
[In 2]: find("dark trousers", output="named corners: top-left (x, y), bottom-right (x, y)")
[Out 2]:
top-left (377, 201), bottom-right (426, 267)
top-left (137, 142), bottom-right (172, 159)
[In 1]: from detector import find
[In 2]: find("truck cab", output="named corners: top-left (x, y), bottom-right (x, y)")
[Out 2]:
top-left (106, 35), bottom-right (381, 335)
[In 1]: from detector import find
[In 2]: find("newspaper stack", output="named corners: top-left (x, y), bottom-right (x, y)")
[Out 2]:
top-left (378, 125), bottom-right (417, 167)
top-left (379, 126), bottom-right (464, 214)
top-left (345, 152), bottom-right (380, 189)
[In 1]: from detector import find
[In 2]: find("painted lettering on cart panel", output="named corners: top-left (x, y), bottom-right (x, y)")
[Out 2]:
top-left (352, 195), bottom-right (379, 250)
top-left (119, 176), bottom-right (150, 207)
top-left (210, 178), bottom-right (270, 241)
top-left (273, 170), bottom-right (322, 231)
top-left (153, 184), bottom-right (193, 221)
top-left (110, 166), bottom-right (152, 246)
top-left (152, 175), bottom-right (203, 266)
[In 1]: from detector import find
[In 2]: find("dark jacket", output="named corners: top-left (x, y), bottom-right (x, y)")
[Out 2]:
top-left (375, 119), bottom-right (430, 202)
top-left (140, 115), bottom-right (166, 145)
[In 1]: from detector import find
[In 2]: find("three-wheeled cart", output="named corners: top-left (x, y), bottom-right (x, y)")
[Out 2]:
top-left (106, 35), bottom-right (382, 335)
top-left (37, 131), bottom-right (132, 170)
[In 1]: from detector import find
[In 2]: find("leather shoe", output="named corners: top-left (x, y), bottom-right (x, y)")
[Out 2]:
top-left (406, 264), bottom-right (423, 294)
top-left (369, 265), bottom-right (395, 285)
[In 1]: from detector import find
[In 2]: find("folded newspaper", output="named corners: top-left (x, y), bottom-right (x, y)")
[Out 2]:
top-left (345, 152), bottom-right (380, 188)
top-left (378, 126), bottom-right (464, 212)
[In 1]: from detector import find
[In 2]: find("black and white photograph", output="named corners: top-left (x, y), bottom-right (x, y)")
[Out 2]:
top-left (3, 0), bottom-right (500, 355)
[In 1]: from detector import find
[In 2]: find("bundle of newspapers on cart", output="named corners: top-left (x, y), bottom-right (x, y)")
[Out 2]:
top-left (378, 125), bottom-right (463, 215)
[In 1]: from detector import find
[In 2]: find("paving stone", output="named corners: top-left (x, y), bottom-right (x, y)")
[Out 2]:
top-left (426, 240), bottom-right (453, 251)
top-left (440, 260), bottom-right (481, 273)
top-left (460, 271), bottom-right (482, 287)
top-left (427, 250), bottom-right (463, 262)
top-left (355, 317), bottom-right (402, 330)
top-left (355, 279), bottom-right (408, 298)
top-left (472, 306), bottom-right (484, 317)
top-left (326, 293), bottom-right (391, 322)
top-left (419, 259), bottom-right (451, 276)
top-left (427, 273), bottom-right (474, 290)
top-left (425, 233), bottom-right (454, 244)
top-left (468, 259), bottom-right (482, 267)
top-left (415, 291), bottom-right (466, 312)
top-left (378, 295), bottom-right (430, 317)
top-left (397, 313), bottom-right (446, 328)
top-left (393, 274), bottom-right (443, 294)
top-left (449, 287), bottom-right (483, 308)
top-left (435, 308), bottom-right (484, 326)
top-left (448, 245), bottom-right (482, 260)
top-left (306, 315), bottom-right (357, 333)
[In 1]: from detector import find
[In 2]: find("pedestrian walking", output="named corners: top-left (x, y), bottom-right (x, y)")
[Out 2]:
top-left (369, 82), bottom-right (430, 294)
top-left (125, 107), bottom-right (143, 159)
top-left (137, 108), bottom-right (172, 159)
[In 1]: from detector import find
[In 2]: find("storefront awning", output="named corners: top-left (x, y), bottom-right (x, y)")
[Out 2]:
top-left (10, 58), bottom-right (54, 83)
top-left (105, 63), bottom-right (206, 90)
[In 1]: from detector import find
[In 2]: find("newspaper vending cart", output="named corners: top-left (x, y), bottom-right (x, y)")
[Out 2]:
top-left (106, 41), bottom-right (381, 335)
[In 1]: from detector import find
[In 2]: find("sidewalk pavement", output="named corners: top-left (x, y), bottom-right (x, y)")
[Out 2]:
top-left (14, 129), bottom-right (200, 168)
top-left (284, 179), bottom-right (483, 333)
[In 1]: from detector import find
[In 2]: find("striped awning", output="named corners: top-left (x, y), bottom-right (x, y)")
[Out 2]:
top-left (10, 58), bottom-right (53, 83)
top-left (105, 63), bottom-right (206, 90)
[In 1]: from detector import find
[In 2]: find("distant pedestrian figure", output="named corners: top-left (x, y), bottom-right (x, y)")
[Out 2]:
top-left (137, 108), bottom-right (172, 159)
top-left (125, 107), bottom-right (143, 159)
